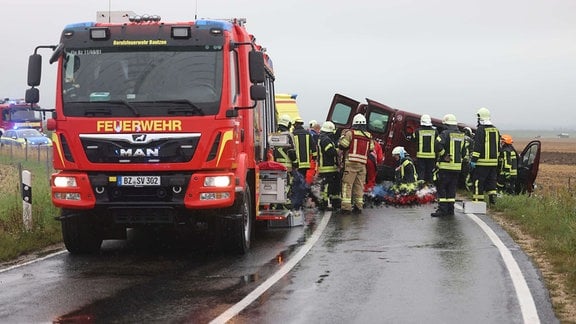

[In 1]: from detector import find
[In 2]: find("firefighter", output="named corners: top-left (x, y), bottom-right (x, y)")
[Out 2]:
top-left (391, 146), bottom-right (418, 192)
top-left (470, 107), bottom-right (500, 205)
top-left (431, 114), bottom-right (466, 217)
top-left (292, 117), bottom-right (317, 178)
top-left (316, 121), bottom-right (341, 211)
top-left (412, 114), bottom-right (438, 186)
top-left (338, 113), bottom-right (374, 214)
top-left (497, 134), bottom-right (518, 195)
top-left (272, 114), bottom-right (298, 171)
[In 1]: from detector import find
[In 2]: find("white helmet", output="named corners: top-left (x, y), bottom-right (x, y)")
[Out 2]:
top-left (392, 146), bottom-right (405, 156)
top-left (420, 114), bottom-right (432, 126)
top-left (352, 114), bottom-right (366, 125)
top-left (278, 114), bottom-right (292, 128)
top-left (477, 107), bottom-right (490, 121)
top-left (320, 121), bottom-right (336, 133)
top-left (442, 114), bottom-right (457, 125)
top-left (309, 119), bottom-right (318, 128)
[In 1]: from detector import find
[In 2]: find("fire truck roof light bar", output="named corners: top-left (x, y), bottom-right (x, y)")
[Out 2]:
top-left (90, 28), bottom-right (110, 40)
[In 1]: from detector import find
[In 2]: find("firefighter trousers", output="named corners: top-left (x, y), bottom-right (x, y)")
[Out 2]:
top-left (341, 161), bottom-right (366, 211)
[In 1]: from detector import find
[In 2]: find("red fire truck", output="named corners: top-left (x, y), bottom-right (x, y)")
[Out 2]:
top-left (26, 15), bottom-right (285, 254)
top-left (0, 98), bottom-right (43, 136)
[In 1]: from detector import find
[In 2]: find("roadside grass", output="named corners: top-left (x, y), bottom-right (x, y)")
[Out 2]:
top-left (493, 188), bottom-right (576, 302)
top-left (0, 153), bottom-right (61, 263)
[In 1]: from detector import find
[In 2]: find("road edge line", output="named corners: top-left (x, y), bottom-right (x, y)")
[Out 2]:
top-left (463, 209), bottom-right (541, 324)
top-left (209, 210), bottom-right (332, 324)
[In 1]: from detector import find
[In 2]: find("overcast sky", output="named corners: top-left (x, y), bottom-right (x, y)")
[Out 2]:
top-left (2, 0), bottom-right (575, 131)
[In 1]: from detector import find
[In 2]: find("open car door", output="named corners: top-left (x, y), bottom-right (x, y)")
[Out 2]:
top-left (326, 93), bottom-right (360, 132)
top-left (516, 140), bottom-right (541, 194)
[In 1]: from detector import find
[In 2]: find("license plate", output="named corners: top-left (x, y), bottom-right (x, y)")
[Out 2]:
top-left (117, 176), bottom-right (161, 186)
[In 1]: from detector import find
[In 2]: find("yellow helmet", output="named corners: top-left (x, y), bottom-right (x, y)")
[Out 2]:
top-left (278, 114), bottom-right (292, 128)
top-left (477, 107), bottom-right (491, 121)
top-left (320, 121), bottom-right (336, 133)
top-left (442, 114), bottom-right (457, 125)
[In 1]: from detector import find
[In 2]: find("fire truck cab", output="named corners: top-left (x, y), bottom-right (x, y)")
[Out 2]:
top-left (0, 98), bottom-right (43, 136)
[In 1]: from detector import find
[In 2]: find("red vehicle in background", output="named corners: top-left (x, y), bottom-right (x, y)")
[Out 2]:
top-left (325, 93), bottom-right (541, 193)
top-left (0, 98), bottom-right (44, 136)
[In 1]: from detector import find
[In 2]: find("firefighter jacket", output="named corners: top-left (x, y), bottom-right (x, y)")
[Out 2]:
top-left (414, 126), bottom-right (438, 159)
top-left (293, 125), bottom-right (317, 169)
top-left (435, 125), bottom-right (466, 171)
top-left (394, 156), bottom-right (418, 185)
top-left (471, 124), bottom-right (500, 167)
top-left (272, 128), bottom-right (297, 169)
top-left (338, 128), bottom-right (374, 164)
top-left (317, 132), bottom-right (339, 173)
top-left (498, 144), bottom-right (518, 177)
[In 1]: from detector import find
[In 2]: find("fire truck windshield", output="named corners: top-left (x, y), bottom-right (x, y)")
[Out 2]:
top-left (61, 48), bottom-right (223, 117)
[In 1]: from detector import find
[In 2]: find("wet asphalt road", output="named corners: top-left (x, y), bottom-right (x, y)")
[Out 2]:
top-left (0, 204), bottom-right (558, 323)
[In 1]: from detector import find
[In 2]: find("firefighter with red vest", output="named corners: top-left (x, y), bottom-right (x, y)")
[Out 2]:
top-left (431, 114), bottom-right (466, 217)
top-left (338, 114), bottom-right (374, 214)
top-left (470, 107), bottom-right (500, 205)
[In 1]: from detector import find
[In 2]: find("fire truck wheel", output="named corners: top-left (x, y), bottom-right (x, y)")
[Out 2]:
top-left (227, 184), bottom-right (253, 254)
top-left (60, 210), bottom-right (103, 254)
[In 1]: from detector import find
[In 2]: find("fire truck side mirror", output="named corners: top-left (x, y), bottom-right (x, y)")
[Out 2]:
top-left (250, 85), bottom-right (266, 101)
top-left (249, 51), bottom-right (265, 84)
top-left (28, 54), bottom-right (43, 87)
top-left (25, 88), bottom-right (40, 104)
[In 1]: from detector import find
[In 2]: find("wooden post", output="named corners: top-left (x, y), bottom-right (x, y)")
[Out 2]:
top-left (22, 170), bottom-right (33, 231)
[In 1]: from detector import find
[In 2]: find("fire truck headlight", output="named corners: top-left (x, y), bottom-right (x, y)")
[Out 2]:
top-left (54, 176), bottom-right (77, 188)
top-left (204, 176), bottom-right (230, 187)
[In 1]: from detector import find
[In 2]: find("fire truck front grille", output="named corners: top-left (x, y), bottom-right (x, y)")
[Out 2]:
top-left (80, 133), bottom-right (200, 163)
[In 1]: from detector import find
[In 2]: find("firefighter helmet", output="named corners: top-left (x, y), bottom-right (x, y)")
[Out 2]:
top-left (420, 114), bottom-right (432, 126)
top-left (278, 114), bottom-right (292, 128)
top-left (352, 114), bottom-right (366, 125)
top-left (501, 134), bottom-right (513, 144)
top-left (294, 117), bottom-right (304, 124)
top-left (309, 119), bottom-right (318, 128)
top-left (477, 107), bottom-right (491, 121)
top-left (392, 146), bottom-right (405, 156)
top-left (320, 121), bottom-right (336, 133)
top-left (442, 114), bottom-right (458, 125)
top-left (463, 126), bottom-right (473, 137)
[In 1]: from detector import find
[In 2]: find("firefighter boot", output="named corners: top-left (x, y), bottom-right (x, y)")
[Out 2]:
top-left (489, 194), bottom-right (497, 206)
top-left (431, 203), bottom-right (449, 217)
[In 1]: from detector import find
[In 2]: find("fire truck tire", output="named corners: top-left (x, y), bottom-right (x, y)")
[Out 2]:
top-left (61, 210), bottom-right (103, 254)
top-left (226, 184), bottom-right (253, 254)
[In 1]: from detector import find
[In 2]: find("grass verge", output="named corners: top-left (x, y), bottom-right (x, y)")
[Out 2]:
top-left (492, 189), bottom-right (576, 320)
top-left (0, 156), bottom-right (61, 262)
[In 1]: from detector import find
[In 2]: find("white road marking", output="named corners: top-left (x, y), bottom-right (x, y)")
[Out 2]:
top-left (0, 249), bottom-right (67, 274)
top-left (460, 206), bottom-right (541, 324)
top-left (210, 210), bottom-right (332, 324)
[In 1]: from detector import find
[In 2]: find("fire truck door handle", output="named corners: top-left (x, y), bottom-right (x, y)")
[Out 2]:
top-left (241, 129), bottom-right (244, 142)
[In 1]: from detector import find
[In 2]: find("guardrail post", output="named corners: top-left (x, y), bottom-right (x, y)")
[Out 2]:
top-left (22, 170), bottom-right (33, 231)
